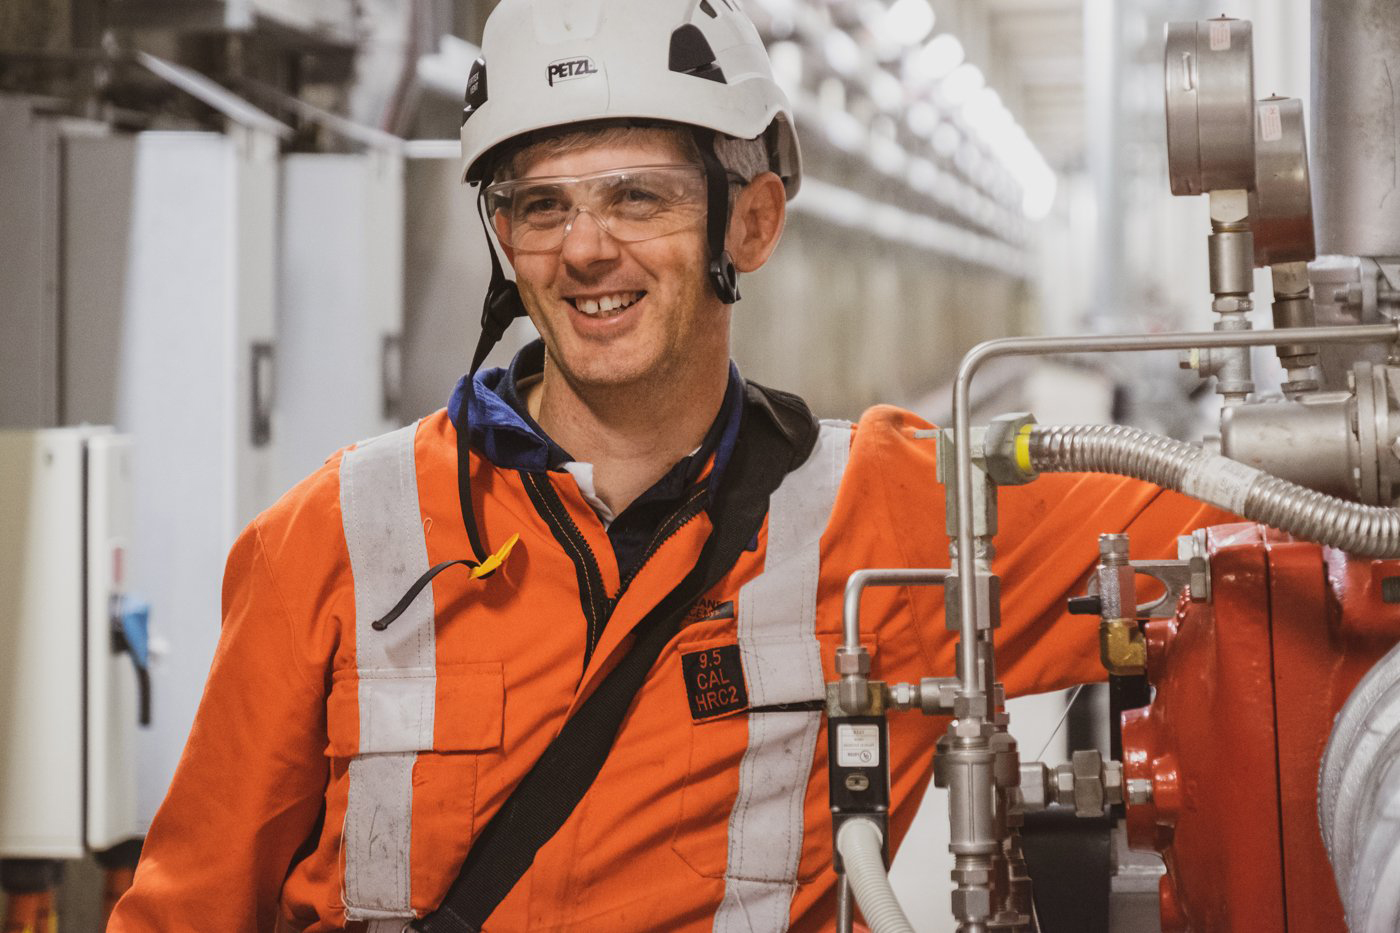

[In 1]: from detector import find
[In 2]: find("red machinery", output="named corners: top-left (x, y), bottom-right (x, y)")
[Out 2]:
top-left (1123, 523), bottom-right (1400, 932)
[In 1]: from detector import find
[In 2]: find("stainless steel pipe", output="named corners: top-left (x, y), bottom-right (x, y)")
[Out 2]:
top-left (1312, 0), bottom-right (1400, 258)
top-left (950, 323), bottom-right (1400, 692)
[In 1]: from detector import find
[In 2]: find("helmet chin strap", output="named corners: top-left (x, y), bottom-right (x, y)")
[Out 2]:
top-left (453, 188), bottom-right (530, 567)
top-left (472, 187), bottom-right (529, 377)
top-left (695, 130), bottom-right (741, 305)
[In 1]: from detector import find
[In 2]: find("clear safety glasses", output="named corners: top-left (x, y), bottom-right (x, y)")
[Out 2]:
top-left (484, 163), bottom-right (710, 252)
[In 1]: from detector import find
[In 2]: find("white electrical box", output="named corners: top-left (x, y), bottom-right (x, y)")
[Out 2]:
top-left (0, 428), bottom-right (143, 857)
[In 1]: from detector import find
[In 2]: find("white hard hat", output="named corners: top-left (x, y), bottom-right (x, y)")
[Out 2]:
top-left (459, 0), bottom-right (802, 198)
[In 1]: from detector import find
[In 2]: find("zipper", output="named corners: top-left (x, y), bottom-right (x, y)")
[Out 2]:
top-left (521, 472), bottom-right (712, 669)
top-left (614, 484), bottom-right (710, 597)
top-left (521, 472), bottom-right (611, 669)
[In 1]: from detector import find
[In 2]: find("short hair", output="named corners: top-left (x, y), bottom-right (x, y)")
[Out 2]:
top-left (492, 123), bottom-right (770, 186)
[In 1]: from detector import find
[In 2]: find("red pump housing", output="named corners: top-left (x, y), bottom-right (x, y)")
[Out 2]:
top-left (1121, 523), bottom-right (1400, 932)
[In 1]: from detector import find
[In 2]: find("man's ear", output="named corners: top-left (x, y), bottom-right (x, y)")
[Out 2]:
top-left (726, 171), bottom-right (787, 273)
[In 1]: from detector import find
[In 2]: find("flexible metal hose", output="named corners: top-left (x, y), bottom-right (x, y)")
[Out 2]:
top-left (836, 820), bottom-right (915, 933)
top-left (1027, 424), bottom-right (1400, 558)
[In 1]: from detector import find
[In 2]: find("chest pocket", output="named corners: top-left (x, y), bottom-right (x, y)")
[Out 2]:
top-left (335, 424), bottom-right (505, 925)
top-left (325, 664), bottom-right (504, 923)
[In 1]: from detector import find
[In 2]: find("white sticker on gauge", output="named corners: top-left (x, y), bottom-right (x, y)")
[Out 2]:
top-left (837, 724), bottom-right (881, 767)
top-left (1259, 103), bottom-right (1283, 142)
top-left (1209, 20), bottom-right (1232, 51)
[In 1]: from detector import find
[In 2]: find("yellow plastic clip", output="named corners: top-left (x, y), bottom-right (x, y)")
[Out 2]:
top-left (471, 532), bottom-right (520, 579)
top-left (1014, 424), bottom-right (1034, 474)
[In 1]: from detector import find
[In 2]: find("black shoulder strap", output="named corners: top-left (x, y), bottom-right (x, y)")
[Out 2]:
top-left (414, 390), bottom-right (818, 933)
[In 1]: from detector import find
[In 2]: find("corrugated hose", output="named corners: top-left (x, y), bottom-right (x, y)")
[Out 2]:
top-left (1026, 424), bottom-right (1400, 558)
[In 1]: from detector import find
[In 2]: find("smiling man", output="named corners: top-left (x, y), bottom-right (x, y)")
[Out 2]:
top-left (109, 1), bottom-right (1229, 931)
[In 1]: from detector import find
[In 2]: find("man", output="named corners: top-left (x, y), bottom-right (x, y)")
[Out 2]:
top-left (111, 0), bottom-right (1227, 930)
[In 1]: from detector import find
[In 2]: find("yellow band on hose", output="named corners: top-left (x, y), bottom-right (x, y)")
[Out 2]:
top-left (1014, 424), bottom-right (1034, 474)
top-left (471, 532), bottom-right (521, 579)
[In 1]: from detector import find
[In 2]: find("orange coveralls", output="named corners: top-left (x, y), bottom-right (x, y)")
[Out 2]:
top-left (109, 402), bottom-right (1227, 931)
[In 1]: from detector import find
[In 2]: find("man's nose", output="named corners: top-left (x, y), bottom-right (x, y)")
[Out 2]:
top-left (559, 207), bottom-right (620, 268)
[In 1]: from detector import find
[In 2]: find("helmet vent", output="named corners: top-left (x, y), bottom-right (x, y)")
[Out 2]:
top-left (669, 23), bottom-right (727, 84)
top-left (698, 0), bottom-right (718, 16)
top-left (462, 58), bottom-right (488, 126)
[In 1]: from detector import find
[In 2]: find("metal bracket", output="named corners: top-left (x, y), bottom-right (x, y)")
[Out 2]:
top-left (1081, 556), bottom-right (1208, 618)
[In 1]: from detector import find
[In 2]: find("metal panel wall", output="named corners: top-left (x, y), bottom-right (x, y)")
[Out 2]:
top-left (0, 97), bottom-right (103, 429)
top-left (61, 129), bottom-right (280, 824)
top-left (276, 150), bottom-right (406, 492)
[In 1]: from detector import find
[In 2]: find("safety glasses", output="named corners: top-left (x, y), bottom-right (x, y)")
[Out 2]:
top-left (484, 163), bottom-right (710, 252)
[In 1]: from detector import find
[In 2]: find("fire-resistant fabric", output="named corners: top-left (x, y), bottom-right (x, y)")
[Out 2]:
top-left (109, 403), bottom-right (1231, 932)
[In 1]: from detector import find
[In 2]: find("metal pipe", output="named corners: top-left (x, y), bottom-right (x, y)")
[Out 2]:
top-left (1312, 0), bottom-right (1400, 257)
top-left (843, 568), bottom-right (951, 651)
top-left (950, 322), bottom-right (1400, 677)
top-left (837, 874), bottom-right (854, 933)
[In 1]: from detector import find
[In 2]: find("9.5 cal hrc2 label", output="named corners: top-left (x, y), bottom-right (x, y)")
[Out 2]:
top-left (681, 644), bottom-right (749, 721)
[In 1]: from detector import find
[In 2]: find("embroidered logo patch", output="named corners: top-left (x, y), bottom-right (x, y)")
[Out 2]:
top-left (681, 644), bottom-right (748, 721)
top-left (684, 598), bottom-right (736, 626)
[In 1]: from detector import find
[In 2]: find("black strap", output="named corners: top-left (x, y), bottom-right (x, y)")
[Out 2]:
top-left (414, 398), bottom-right (816, 933)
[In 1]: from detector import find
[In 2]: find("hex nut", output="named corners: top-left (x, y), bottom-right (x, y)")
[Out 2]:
top-left (1072, 750), bottom-right (1106, 816)
top-left (954, 694), bottom-right (991, 720)
top-left (834, 648), bottom-right (871, 675)
top-left (1054, 764), bottom-right (1076, 807)
top-left (1127, 778), bottom-right (1154, 805)
top-left (951, 866), bottom-right (993, 887)
top-left (889, 682), bottom-right (918, 710)
top-left (1103, 761), bottom-right (1125, 806)
top-left (953, 717), bottom-right (994, 739)
top-left (951, 887), bottom-right (993, 919)
top-left (1018, 764), bottom-right (1049, 812)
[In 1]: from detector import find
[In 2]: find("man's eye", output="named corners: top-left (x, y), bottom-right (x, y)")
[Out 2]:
top-left (519, 196), bottom-right (567, 219)
top-left (610, 186), bottom-right (669, 216)
top-left (620, 186), bottom-right (663, 203)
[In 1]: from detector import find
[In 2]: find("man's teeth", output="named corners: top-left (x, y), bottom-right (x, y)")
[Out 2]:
top-left (575, 292), bottom-right (642, 316)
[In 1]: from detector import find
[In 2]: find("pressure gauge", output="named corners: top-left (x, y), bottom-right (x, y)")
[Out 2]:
top-left (1250, 96), bottom-right (1316, 267)
top-left (1164, 17), bottom-right (1255, 196)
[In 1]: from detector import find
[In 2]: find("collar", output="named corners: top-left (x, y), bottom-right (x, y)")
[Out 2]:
top-left (448, 340), bottom-right (745, 491)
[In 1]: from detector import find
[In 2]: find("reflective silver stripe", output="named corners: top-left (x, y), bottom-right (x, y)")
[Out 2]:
top-left (366, 921), bottom-right (410, 933)
top-left (715, 420), bottom-right (852, 933)
top-left (339, 423), bottom-right (434, 920)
